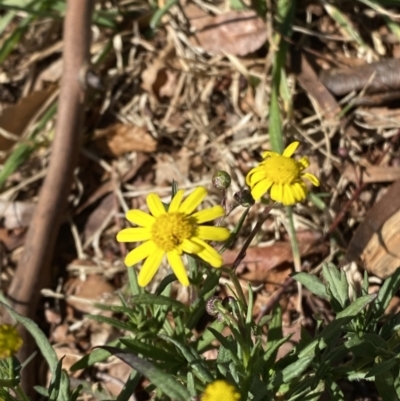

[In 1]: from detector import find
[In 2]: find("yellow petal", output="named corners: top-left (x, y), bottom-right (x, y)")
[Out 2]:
top-left (247, 169), bottom-right (266, 186)
top-left (270, 183), bottom-right (284, 203)
top-left (168, 189), bottom-right (185, 212)
top-left (117, 227), bottom-right (151, 242)
top-left (246, 166), bottom-right (260, 186)
top-left (146, 193), bottom-right (167, 217)
top-left (124, 240), bottom-right (156, 267)
top-left (167, 250), bottom-right (189, 286)
top-left (192, 237), bottom-right (223, 267)
top-left (261, 150), bottom-right (280, 159)
top-left (302, 172), bottom-right (320, 187)
top-left (191, 205), bottom-right (225, 224)
top-left (126, 210), bottom-right (155, 227)
top-left (138, 248), bottom-right (164, 287)
top-left (292, 182), bottom-right (307, 202)
top-left (282, 141), bottom-right (300, 157)
top-left (281, 185), bottom-right (296, 206)
top-left (251, 179), bottom-right (273, 201)
top-left (179, 186), bottom-right (207, 215)
top-left (197, 226), bottom-right (230, 242)
top-left (180, 238), bottom-right (204, 254)
top-left (297, 156), bottom-right (310, 170)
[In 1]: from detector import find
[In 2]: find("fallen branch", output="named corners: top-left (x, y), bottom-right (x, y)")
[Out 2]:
top-left (7, 0), bottom-right (94, 393)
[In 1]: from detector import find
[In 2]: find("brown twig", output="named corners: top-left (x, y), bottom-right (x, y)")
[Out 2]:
top-left (7, 0), bottom-right (94, 393)
top-left (320, 59), bottom-right (400, 96)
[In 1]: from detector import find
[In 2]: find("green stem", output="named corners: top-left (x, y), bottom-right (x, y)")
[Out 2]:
top-left (14, 385), bottom-right (31, 401)
top-left (285, 206), bottom-right (302, 313)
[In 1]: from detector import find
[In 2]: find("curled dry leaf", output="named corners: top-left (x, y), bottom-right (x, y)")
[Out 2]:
top-left (141, 39), bottom-right (178, 102)
top-left (185, 5), bottom-right (267, 56)
top-left (93, 123), bottom-right (157, 156)
top-left (0, 200), bottom-right (35, 229)
top-left (343, 179), bottom-right (400, 278)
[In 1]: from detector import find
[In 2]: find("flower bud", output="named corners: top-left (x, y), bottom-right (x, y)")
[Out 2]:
top-left (234, 189), bottom-right (255, 207)
top-left (212, 171), bottom-right (231, 191)
top-left (206, 296), bottom-right (222, 316)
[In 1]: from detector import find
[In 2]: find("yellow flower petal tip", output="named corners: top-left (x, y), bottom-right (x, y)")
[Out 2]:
top-left (116, 187), bottom-right (230, 287)
top-left (246, 141), bottom-right (319, 206)
top-left (201, 380), bottom-right (241, 401)
top-left (0, 324), bottom-right (23, 360)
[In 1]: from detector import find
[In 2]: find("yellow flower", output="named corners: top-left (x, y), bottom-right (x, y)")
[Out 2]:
top-left (0, 324), bottom-right (23, 359)
top-left (246, 141), bottom-right (319, 205)
top-left (202, 380), bottom-right (241, 401)
top-left (117, 187), bottom-right (230, 287)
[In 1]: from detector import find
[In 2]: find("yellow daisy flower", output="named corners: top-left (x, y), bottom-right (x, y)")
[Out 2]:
top-left (246, 141), bottom-right (319, 205)
top-left (117, 187), bottom-right (230, 287)
top-left (201, 380), bottom-right (241, 401)
top-left (0, 324), bottom-right (23, 359)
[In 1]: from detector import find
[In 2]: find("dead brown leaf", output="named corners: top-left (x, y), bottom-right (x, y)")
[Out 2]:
top-left (0, 85), bottom-right (56, 153)
top-left (296, 54), bottom-right (341, 122)
top-left (64, 273), bottom-right (116, 314)
top-left (185, 6), bottom-right (267, 56)
top-left (82, 193), bottom-right (114, 242)
top-left (223, 231), bottom-right (326, 282)
top-left (93, 123), bottom-right (157, 156)
top-left (343, 179), bottom-right (400, 278)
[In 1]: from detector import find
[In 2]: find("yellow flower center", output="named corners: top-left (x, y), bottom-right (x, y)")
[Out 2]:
top-left (151, 212), bottom-right (195, 251)
top-left (202, 380), bottom-right (241, 401)
top-left (263, 155), bottom-right (300, 184)
top-left (0, 324), bottom-right (23, 359)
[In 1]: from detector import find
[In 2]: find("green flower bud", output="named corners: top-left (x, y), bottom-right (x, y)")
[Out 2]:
top-left (212, 171), bottom-right (231, 191)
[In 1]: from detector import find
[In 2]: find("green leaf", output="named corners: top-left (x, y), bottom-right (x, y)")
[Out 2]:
top-left (322, 263), bottom-right (349, 310)
top-left (366, 358), bottom-right (399, 378)
top-left (131, 293), bottom-right (187, 310)
top-left (1, 302), bottom-right (57, 371)
top-left (120, 338), bottom-right (181, 363)
top-left (70, 339), bottom-right (121, 371)
top-left (150, 0), bottom-right (179, 29)
top-left (99, 346), bottom-right (190, 401)
top-left (86, 314), bottom-right (135, 331)
top-left (116, 370), bottom-right (141, 401)
top-left (264, 306), bottom-right (283, 371)
top-left (197, 320), bottom-right (225, 353)
top-left (293, 273), bottom-right (328, 299)
top-left (158, 334), bottom-right (213, 383)
top-left (373, 268), bottom-right (400, 318)
top-left (299, 294), bottom-right (376, 358)
top-left (375, 368), bottom-right (400, 401)
top-left (273, 355), bottom-right (313, 387)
